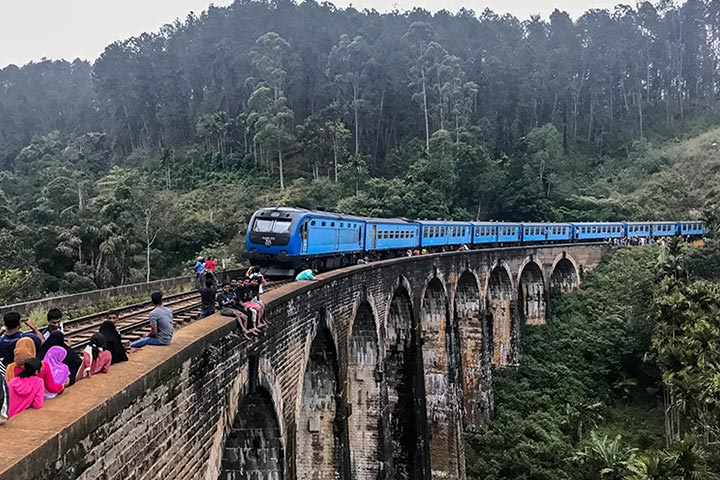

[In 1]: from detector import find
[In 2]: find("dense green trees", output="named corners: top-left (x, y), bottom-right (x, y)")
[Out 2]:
top-left (468, 242), bottom-right (720, 479)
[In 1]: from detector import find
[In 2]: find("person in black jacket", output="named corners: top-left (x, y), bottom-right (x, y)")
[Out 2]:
top-left (99, 311), bottom-right (128, 364)
top-left (198, 271), bottom-right (218, 319)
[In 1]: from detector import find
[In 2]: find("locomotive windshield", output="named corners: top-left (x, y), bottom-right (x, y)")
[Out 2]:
top-left (253, 218), bottom-right (292, 234)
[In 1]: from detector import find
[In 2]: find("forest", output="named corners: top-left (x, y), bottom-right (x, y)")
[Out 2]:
top-left (468, 240), bottom-right (720, 479)
top-left (0, 0), bottom-right (719, 301)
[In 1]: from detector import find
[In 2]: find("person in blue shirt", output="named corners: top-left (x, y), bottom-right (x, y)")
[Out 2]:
top-left (295, 269), bottom-right (318, 281)
top-left (194, 257), bottom-right (205, 279)
top-left (0, 312), bottom-right (42, 367)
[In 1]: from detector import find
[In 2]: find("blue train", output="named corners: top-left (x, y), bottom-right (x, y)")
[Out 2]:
top-left (246, 207), bottom-right (706, 275)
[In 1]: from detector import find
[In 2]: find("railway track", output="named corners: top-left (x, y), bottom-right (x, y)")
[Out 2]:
top-left (64, 280), bottom-right (292, 349)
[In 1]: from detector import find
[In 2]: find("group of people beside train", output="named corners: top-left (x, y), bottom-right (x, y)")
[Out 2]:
top-left (196, 265), bottom-right (269, 340)
top-left (0, 291), bottom-right (175, 423)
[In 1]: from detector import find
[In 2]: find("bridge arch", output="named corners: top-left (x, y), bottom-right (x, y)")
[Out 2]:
top-left (518, 260), bottom-right (547, 325)
top-left (383, 285), bottom-right (424, 480)
top-left (485, 262), bottom-right (518, 366)
top-left (420, 276), bottom-right (462, 479)
top-left (295, 314), bottom-right (348, 480)
top-left (550, 253), bottom-right (580, 292)
top-left (454, 270), bottom-right (492, 430)
top-left (219, 385), bottom-right (285, 479)
top-left (347, 300), bottom-right (381, 478)
top-left (217, 354), bottom-right (286, 480)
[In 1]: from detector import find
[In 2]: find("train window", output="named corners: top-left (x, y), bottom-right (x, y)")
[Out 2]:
top-left (331, 222), bottom-right (335, 227)
top-left (423, 226), bottom-right (428, 236)
top-left (253, 219), bottom-right (273, 232)
top-left (321, 221), bottom-right (326, 227)
top-left (272, 220), bottom-right (291, 234)
top-left (340, 222), bottom-right (344, 227)
top-left (311, 220), bottom-right (316, 226)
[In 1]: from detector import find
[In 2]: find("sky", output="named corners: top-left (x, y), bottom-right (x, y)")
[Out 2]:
top-left (0, 0), bottom-right (624, 68)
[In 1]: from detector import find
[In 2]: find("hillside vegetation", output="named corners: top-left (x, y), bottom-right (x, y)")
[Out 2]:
top-left (468, 242), bottom-right (720, 479)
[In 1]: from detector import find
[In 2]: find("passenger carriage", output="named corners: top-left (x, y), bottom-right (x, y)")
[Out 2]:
top-left (678, 221), bottom-right (706, 237)
top-left (417, 220), bottom-right (472, 251)
top-left (571, 222), bottom-right (625, 241)
top-left (521, 222), bottom-right (571, 243)
top-left (365, 218), bottom-right (419, 255)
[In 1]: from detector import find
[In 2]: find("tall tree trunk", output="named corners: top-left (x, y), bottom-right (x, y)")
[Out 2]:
top-left (278, 145), bottom-right (285, 190)
top-left (353, 84), bottom-right (360, 156)
top-left (422, 68), bottom-right (430, 152)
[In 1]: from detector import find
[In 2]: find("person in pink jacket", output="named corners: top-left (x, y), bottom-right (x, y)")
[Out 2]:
top-left (76, 333), bottom-right (112, 381)
top-left (8, 357), bottom-right (44, 417)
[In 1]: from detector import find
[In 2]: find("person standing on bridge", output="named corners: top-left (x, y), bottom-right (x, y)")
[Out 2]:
top-left (198, 271), bottom-right (219, 319)
top-left (130, 292), bottom-right (174, 348)
top-left (195, 257), bottom-right (205, 279)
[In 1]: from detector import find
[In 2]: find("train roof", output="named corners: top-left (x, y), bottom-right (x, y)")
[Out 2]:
top-left (254, 206), bottom-right (365, 222)
top-left (624, 220), bottom-right (676, 224)
top-left (364, 217), bottom-right (415, 224)
top-left (521, 222), bottom-right (572, 226)
top-left (569, 221), bottom-right (625, 226)
top-left (469, 221), bottom-right (521, 225)
top-left (414, 220), bottom-right (472, 225)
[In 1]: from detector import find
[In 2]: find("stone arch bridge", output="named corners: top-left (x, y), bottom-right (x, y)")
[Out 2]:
top-left (1, 244), bottom-right (607, 480)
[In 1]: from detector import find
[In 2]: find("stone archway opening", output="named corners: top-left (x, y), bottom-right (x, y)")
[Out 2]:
top-left (519, 262), bottom-right (546, 325)
top-left (551, 257), bottom-right (579, 292)
top-left (220, 386), bottom-right (284, 479)
top-left (486, 265), bottom-right (516, 366)
top-left (348, 302), bottom-right (381, 479)
top-left (296, 328), bottom-right (344, 480)
top-left (384, 288), bottom-right (421, 480)
top-left (455, 271), bottom-right (492, 430)
top-left (421, 278), bottom-right (461, 479)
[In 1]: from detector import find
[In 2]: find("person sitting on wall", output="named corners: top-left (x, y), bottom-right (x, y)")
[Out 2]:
top-left (130, 292), bottom-right (174, 348)
top-left (295, 268), bottom-right (318, 281)
top-left (238, 277), bottom-right (266, 329)
top-left (37, 331), bottom-right (83, 385)
top-left (5, 338), bottom-right (65, 398)
top-left (7, 357), bottom-right (44, 418)
top-left (216, 283), bottom-right (257, 340)
top-left (99, 311), bottom-right (128, 364)
top-left (77, 333), bottom-right (112, 380)
top-left (0, 312), bottom-right (42, 367)
top-left (42, 346), bottom-right (71, 399)
top-left (43, 309), bottom-right (65, 340)
top-left (0, 362), bottom-right (9, 424)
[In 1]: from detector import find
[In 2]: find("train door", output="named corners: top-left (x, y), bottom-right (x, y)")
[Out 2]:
top-left (301, 220), bottom-right (309, 254)
top-left (334, 222), bottom-right (340, 251)
top-left (371, 225), bottom-right (377, 249)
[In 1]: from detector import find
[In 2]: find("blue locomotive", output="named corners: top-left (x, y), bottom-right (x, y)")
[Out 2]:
top-left (246, 207), bottom-right (706, 276)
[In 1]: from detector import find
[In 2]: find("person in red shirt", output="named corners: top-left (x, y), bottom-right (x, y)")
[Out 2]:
top-left (8, 357), bottom-right (44, 417)
top-left (205, 257), bottom-right (218, 273)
